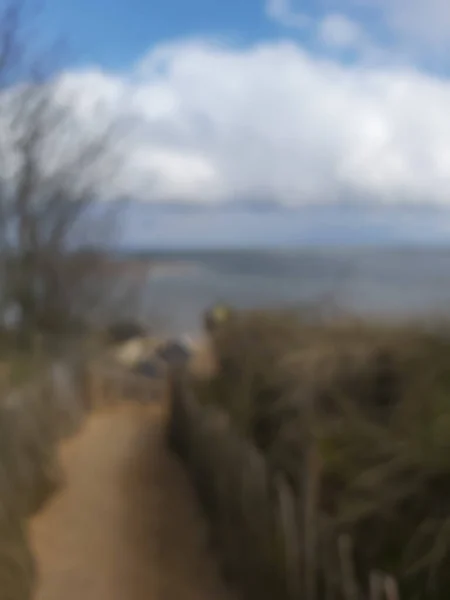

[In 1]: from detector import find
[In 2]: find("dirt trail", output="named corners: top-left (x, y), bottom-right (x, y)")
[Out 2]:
top-left (30, 403), bottom-right (235, 600)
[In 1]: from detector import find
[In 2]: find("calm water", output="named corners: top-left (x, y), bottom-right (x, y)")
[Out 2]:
top-left (139, 248), bottom-right (450, 335)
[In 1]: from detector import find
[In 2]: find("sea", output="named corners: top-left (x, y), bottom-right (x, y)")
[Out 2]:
top-left (134, 247), bottom-right (450, 336)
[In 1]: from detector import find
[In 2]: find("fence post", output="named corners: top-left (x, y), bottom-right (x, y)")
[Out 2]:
top-left (275, 474), bottom-right (302, 599)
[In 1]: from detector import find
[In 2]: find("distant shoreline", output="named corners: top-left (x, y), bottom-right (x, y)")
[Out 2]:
top-left (149, 261), bottom-right (201, 277)
top-left (112, 256), bottom-right (201, 278)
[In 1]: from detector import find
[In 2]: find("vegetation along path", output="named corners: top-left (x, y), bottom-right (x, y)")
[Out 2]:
top-left (30, 402), bottom-right (234, 600)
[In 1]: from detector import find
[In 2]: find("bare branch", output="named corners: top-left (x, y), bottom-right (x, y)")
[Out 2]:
top-left (0, 1), bottom-right (133, 347)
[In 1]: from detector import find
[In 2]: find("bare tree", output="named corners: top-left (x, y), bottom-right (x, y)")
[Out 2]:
top-left (0, 0), bottom-right (136, 349)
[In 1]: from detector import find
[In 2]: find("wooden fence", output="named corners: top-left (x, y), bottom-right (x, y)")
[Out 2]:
top-left (167, 369), bottom-right (401, 600)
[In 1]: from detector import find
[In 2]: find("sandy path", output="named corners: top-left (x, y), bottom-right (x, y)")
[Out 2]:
top-left (30, 403), bottom-right (234, 600)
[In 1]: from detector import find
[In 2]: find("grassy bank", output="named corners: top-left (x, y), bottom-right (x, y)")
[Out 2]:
top-left (0, 332), bottom-right (112, 600)
top-left (173, 309), bottom-right (450, 599)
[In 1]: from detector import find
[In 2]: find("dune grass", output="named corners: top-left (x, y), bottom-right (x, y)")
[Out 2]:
top-left (192, 309), bottom-right (450, 599)
top-left (0, 355), bottom-right (88, 600)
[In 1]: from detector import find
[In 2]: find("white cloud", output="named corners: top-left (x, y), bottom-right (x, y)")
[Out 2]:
top-left (365, 0), bottom-right (450, 51)
top-left (126, 148), bottom-right (221, 202)
top-left (265, 0), bottom-right (450, 56)
top-left (265, 0), bottom-right (310, 29)
top-left (54, 38), bottom-right (450, 206)
top-left (317, 14), bottom-right (366, 50)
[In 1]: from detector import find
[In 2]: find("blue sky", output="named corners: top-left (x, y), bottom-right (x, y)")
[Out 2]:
top-left (119, 203), bottom-right (450, 249)
top-left (43, 0), bottom-right (450, 72)
top-left (43, 0), bottom-right (274, 70)
top-left (35, 0), bottom-right (450, 246)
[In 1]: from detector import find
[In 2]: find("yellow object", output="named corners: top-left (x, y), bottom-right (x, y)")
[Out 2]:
top-left (212, 306), bottom-right (230, 323)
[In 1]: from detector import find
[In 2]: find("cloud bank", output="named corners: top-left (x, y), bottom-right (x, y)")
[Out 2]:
top-left (56, 36), bottom-right (450, 207)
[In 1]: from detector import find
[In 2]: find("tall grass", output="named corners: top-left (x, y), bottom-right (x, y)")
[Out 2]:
top-left (191, 309), bottom-right (450, 599)
top-left (0, 359), bottom-right (89, 600)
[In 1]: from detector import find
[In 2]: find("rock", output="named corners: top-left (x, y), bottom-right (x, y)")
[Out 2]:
top-left (156, 340), bottom-right (192, 366)
top-left (132, 359), bottom-right (165, 379)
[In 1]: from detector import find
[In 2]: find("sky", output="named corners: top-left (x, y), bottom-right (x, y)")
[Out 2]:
top-left (33, 0), bottom-right (450, 245)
